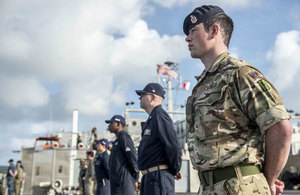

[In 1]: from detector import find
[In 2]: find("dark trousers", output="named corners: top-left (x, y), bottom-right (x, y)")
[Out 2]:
top-left (95, 179), bottom-right (110, 195)
top-left (140, 170), bottom-right (174, 195)
top-left (110, 179), bottom-right (135, 195)
top-left (7, 178), bottom-right (15, 195)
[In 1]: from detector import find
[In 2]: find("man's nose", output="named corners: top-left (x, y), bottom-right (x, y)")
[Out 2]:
top-left (185, 34), bottom-right (191, 42)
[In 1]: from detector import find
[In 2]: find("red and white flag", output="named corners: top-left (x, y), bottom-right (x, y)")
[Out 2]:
top-left (183, 82), bottom-right (190, 90)
top-left (157, 64), bottom-right (177, 79)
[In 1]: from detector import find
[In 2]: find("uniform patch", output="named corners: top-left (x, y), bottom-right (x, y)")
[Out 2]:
top-left (250, 71), bottom-right (260, 78)
top-left (125, 146), bottom-right (131, 152)
top-left (144, 129), bottom-right (151, 136)
top-left (186, 114), bottom-right (191, 120)
top-left (257, 79), bottom-right (270, 91)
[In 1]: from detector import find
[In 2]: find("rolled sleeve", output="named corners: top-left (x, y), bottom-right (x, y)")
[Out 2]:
top-left (256, 105), bottom-right (291, 135)
top-left (236, 65), bottom-right (288, 122)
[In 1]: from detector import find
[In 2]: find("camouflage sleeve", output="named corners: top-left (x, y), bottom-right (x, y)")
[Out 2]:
top-left (234, 65), bottom-right (290, 134)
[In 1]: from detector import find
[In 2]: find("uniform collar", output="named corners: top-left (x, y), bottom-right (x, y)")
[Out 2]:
top-left (117, 129), bottom-right (126, 137)
top-left (143, 105), bottom-right (161, 128)
top-left (195, 52), bottom-right (228, 82)
top-left (149, 105), bottom-right (161, 117)
top-left (102, 150), bottom-right (107, 155)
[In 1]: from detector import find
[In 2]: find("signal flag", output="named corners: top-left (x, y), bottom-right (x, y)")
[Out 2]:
top-left (183, 82), bottom-right (190, 90)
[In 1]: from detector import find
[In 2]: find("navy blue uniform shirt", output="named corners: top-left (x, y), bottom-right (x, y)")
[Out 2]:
top-left (138, 105), bottom-right (182, 175)
top-left (109, 130), bottom-right (139, 183)
top-left (95, 150), bottom-right (110, 195)
top-left (94, 150), bottom-right (110, 182)
top-left (7, 164), bottom-right (15, 178)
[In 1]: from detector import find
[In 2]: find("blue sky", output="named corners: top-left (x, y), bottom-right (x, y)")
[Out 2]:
top-left (0, 0), bottom-right (300, 165)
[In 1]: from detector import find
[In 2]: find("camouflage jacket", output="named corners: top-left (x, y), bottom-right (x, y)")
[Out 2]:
top-left (85, 159), bottom-right (95, 180)
top-left (15, 167), bottom-right (24, 181)
top-left (186, 53), bottom-right (290, 171)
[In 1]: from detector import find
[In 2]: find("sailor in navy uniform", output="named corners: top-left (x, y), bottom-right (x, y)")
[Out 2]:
top-left (6, 159), bottom-right (16, 195)
top-left (136, 83), bottom-right (182, 195)
top-left (94, 138), bottom-right (110, 195)
top-left (106, 115), bottom-right (139, 195)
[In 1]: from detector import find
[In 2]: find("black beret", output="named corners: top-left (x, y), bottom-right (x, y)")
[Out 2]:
top-left (183, 5), bottom-right (225, 35)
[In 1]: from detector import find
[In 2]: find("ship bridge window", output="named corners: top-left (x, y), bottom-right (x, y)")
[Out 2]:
top-left (58, 165), bottom-right (63, 173)
top-left (35, 166), bottom-right (40, 176)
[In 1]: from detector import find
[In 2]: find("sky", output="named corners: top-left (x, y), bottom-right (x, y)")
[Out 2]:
top-left (1, 0), bottom-right (300, 165)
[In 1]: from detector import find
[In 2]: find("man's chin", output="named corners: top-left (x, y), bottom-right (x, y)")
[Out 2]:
top-left (190, 52), bottom-right (199, 58)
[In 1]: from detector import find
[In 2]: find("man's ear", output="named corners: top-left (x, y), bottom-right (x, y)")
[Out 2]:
top-left (150, 94), bottom-right (155, 102)
top-left (211, 24), bottom-right (219, 37)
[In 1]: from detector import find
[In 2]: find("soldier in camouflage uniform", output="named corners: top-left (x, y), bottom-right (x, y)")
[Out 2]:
top-left (78, 158), bottom-right (87, 195)
top-left (15, 161), bottom-right (25, 195)
top-left (183, 5), bottom-right (293, 195)
top-left (85, 151), bottom-right (95, 195)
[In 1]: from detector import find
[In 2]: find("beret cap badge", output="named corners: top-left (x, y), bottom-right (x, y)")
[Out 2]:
top-left (190, 14), bottom-right (198, 24)
top-left (183, 5), bottom-right (225, 35)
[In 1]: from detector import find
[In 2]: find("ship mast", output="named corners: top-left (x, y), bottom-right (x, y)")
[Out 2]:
top-left (69, 109), bottom-right (78, 187)
top-left (157, 61), bottom-right (186, 120)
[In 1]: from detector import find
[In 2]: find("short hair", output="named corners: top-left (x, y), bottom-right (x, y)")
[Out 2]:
top-left (203, 14), bottom-right (234, 47)
top-left (86, 151), bottom-right (94, 157)
top-left (154, 94), bottom-right (164, 104)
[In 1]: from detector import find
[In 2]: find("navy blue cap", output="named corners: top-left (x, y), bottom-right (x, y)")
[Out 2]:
top-left (183, 5), bottom-right (225, 35)
top-left (96, 138), bottom-right (110, 148)
top-left (105, 115), bottom-right (126, 126)
top-left (135, 83), bottom-right (165, 98)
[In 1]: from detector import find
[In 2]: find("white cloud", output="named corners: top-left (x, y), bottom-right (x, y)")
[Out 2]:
top-left (151, 0), bottom-right (189, 8)
top-left (0, 31), bottom-right (31, 60)
top-left (62, 77), bottom-right (115, 115)
top-left (151, 0), bottom-right (260, 9)
top-left (9, 137), bottom-right (35, 150)
top-left (110, 84), bottom-right (127, 107)
top-left (29, 122), bottom-right (54, 134)
top-left (267, 30), bottom-right (300, 113)
top-left (0, 76), bottom-right (49, 107)
top-left (267, 30), bottom-right (300, 90)
top-left (0, 0), bottom-right (187, 116)
top-left (11, 138), bottom-right (36, 150)
top-left (109, 20), bottom-right (188, 82)
top-left (0, 120), bottom-right (69, 154)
